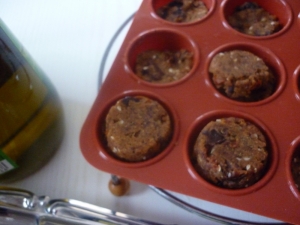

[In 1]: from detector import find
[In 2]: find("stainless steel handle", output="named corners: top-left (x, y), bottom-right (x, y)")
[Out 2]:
top-left (0, 186), bottom-right (175, 225)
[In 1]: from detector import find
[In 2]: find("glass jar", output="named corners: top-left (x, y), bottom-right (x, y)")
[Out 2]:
top-left (0, 19), bottom-right (64, 183)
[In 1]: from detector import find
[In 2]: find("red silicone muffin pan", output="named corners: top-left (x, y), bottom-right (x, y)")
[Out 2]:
top-left (80, 0), bottom-right (300, 223)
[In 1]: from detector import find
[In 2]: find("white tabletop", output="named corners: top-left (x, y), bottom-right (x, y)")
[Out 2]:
top-left (0, 1), bottom-right (282, 224)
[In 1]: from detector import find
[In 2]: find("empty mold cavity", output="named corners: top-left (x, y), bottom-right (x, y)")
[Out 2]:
top-left (221, 0), bottom-right (293, 38)
top-left (151, 0), bottom-right (216, 25)
top-left (205, 42), bottom-right (286, 106)
top-left (125, 29), bottom-right (199, 86)
top-left (184, 110), bottom-right (278, 196)
top-left (97, 90), bottom-right (179, 168)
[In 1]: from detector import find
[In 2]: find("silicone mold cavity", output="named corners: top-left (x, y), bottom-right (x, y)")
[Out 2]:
top-left (293, 65), bottom-right (300, 101)
top-left (220, 0), bottom-right (293, 39)
top-left (184, 110), bottom-right (278, 196)
top-left (205, 42), bottom-right (286, 106)
top-left (125, 28), bottom-right (199, 87)
top-left (96, 90), bottom-right (179, 168)
top-left (286, 136), bottom-right (300, 200)
top-left (151, 0), bottom-right (216, 25)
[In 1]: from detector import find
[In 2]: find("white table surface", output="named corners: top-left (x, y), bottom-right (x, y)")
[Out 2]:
top-left (0, 1), bottom-right (282, 224)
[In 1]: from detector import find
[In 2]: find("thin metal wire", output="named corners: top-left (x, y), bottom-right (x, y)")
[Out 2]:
top-left (149, 186), bottom-right (288, 225)
top-left (98, 13), bottom-right (135, 89)
top-left (98, 12), bottom-right (289, 225)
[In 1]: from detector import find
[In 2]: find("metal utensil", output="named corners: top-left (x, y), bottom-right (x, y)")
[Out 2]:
top-left (0, 186), bottom-right (175, 225)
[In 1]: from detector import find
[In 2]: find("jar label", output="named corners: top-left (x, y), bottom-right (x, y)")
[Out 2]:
top-left (0, 150), bottom-right (18, 174)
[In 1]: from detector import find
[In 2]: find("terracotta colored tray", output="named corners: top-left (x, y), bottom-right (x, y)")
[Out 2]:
top-left (80, 0), bottom-right (300, 223)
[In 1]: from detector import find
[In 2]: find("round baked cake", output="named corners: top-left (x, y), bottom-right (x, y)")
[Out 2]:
top-left (209, 50), bottom-right (275, 102)
top-left (227, 2), bottom-right (281, 36)
top-left (105, 96), bottom-right (172, 162)
top-left (193, 117), bottom-right (269, 189)
top-left (156, 0), bottom-right (208, 23)
top-left (135, 49), bottom-right (193, 83)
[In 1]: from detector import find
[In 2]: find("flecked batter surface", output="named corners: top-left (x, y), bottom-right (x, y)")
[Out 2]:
top-left (193, 117), bottom-right (268, 189)
top-left (156, 0), bottom-right (208, 23)
top-left (227, 2), bottom-right (281, 36)
top-left (105, 96), bottom-right (172, 162)
top-left (135, 49), bottom-right (193, 83)
top-left (209, 50), bottom-right (275, 102)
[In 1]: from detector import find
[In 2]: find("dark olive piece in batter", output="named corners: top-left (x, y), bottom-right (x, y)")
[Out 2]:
top-left (193, 117), bottom-right (269, 189)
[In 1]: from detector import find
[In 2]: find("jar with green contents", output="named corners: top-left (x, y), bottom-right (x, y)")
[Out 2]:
top-left (0, 19), bottom-right (64, 183)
